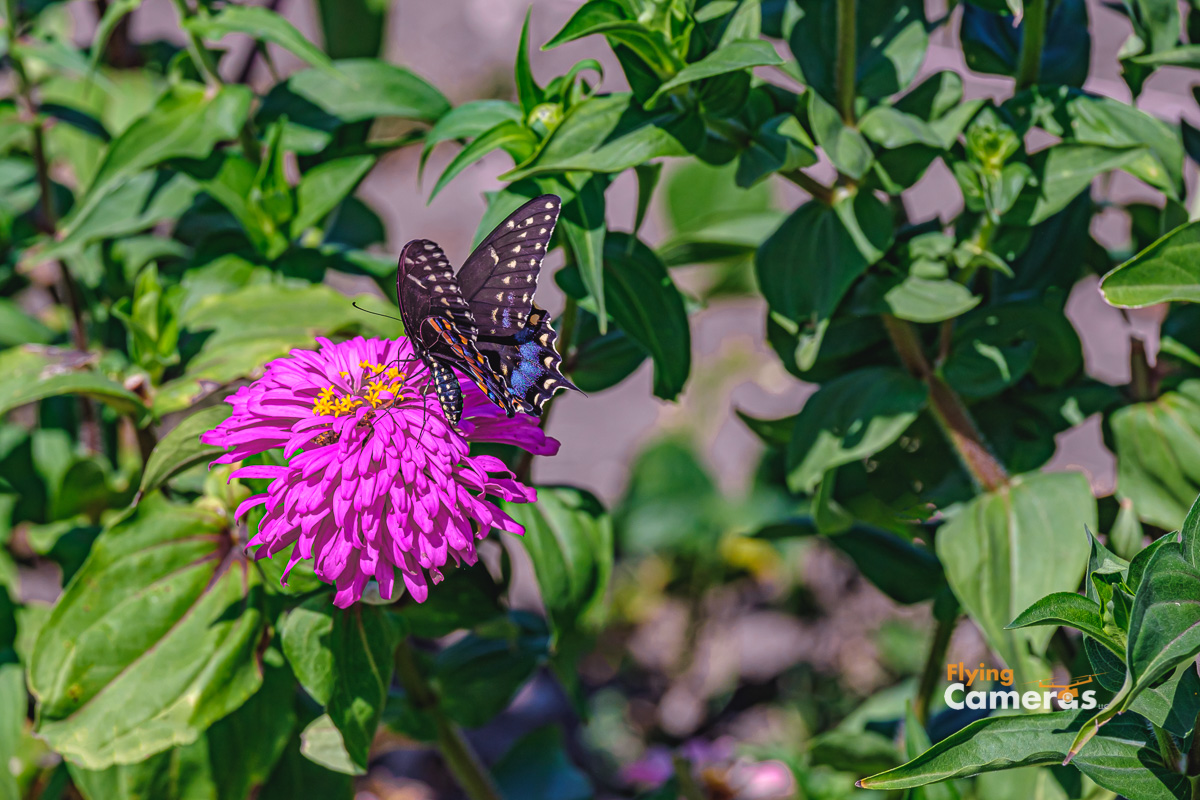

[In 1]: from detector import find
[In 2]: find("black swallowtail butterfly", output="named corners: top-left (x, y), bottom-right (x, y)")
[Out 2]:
top-left (395, 194), bottom-right (579, 425)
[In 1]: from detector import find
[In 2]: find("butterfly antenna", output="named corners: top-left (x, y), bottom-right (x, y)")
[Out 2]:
top-left (351, 301), bottom-right (405, 324)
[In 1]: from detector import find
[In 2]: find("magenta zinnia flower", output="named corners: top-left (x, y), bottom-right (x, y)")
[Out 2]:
top-left (200, 335), bottom-right (558, 607)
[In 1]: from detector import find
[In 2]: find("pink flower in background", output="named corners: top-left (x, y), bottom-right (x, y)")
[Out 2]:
top-left (201, 336), bottom-right (557, 606)
top-left (622, 737), bottom-right (795, 800)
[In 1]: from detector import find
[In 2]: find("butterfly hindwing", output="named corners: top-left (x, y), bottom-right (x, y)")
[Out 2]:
top-left (476, 305), bottom-right (578, 416)
top-left (428, 317), bottom-right (517, 416)
top-left (458, 195), bottom-right (561, 337)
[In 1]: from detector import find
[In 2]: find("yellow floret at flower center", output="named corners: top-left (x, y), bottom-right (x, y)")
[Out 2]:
top-left (310, 362), bottom-right (407, 417)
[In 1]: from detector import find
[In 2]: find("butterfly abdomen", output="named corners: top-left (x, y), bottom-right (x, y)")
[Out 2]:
top-left (427, 359), bottom-right (463, 424)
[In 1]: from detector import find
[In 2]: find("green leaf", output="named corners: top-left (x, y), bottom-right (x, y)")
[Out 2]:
top-left (570, 317), bottom-right (648, 393)
top-left (11, 39), bottom-right (114, 86)
top-left (136, 405), bottom-right (229, 502)
top-left (0, 299), bottom-right (51, 346)
top-left (1009, 144), bottom-right (1145, 226)
top-left (1131, 44), bottom-right (1200, 67)
top-left (313, 0), bottom-right (387, 59)
top-left (298, 714), bottom-right (361, 775)
top-left (859, 711), bottom-right (1187, 800)
top-left (1110, 497), bottom-right (1145, 561)
top-left (948, 299), bottom-right (1083, 391)
top-left (515, 8), bottom-right (543, 117)
top-left (492, 726), bottom-right (592, 800)
top-left (1057, 91), bottom-right (1183, 199)
top-left (504, 94), bottom-right (702, 180)
top-left (503, 487), bottom-right (611, 700)
top-left (790, 0), bottom-right (927, 103)
top-left (431, 120), bottom-right (537, 200)
top-left (647, 40), bottom-right (783, 106)
top-left (287, 59), bottom-right (448, 123)
top-left (279, 598), bottom-right (399, 773)
top-left (786, 367), bottom-right (927, 493)
top-left (598, 234), bottom-right (691, 400)
top-left (258, 59), bottom-right (449, 152)
top-left (1101, 220), bottom-right (1200, 307)
top-left (757, 517), bottom-right (947, 604)
top-left (936, 471), bottom-right (1094, 685)
top-left (506, 487), bottom-right (612, 636)
top-left (396, 567), bottom-right (504, 639)
top-left (0, 346), bottom-right (147, 420)
top-left (736, 114), bottom-right (818, 188)
top-left (1129, 660), bottom-right (1200, 739)
top-left (434, 612), bottom-right (550, 728)
top-left (561, 174), bottom-right (609, 328)
top-left (61, 83), bottom-right (252, 241)
top-left (39, 170), bottom-right (199, 264)
top-left (808, 91), bottom-right (872, 179)
top-left (1110, 380), bottom-right (1200, 530)
top-left (0, 662), bottom-right (23, 800)
top-left (810, 729), bottom-right (900, 775)
top-left (29, 494), bottom-right (265, 769)
top-left (757, 195), bottom-right (893, 370)
top-left (419, 100), bottom-right (523, 177)
top-left (960, 2), bottom-right (1090, 87)
top-left (1183, 494), bottom-right (1200, 568)
top-left (904, 702), bottom-right (960, 800)
top-left (70, 658), bottom-right (296, 800)
top-left (858, 275), bottom-right (981, 323)
top-left (155, 283), bottom-right (366, 415)
top-left (1124, 544), bottom-right (1200, 696)
top-left (1006, 592), bottom-right (1118, 650)
top-left (185, 5), bottom-right (337, 76)
top-left (1069, 543), bottom-right (1200, 759)
top-left (860, 106), bottom-right (947, 150)
top-left (260, 716), bottom-right (353, 800)
top-left (632, 162), bottom-right (662, 238)
top-left (291, 155), bottom-right (375, 238)
top-left (544, 1), bottom-right (678, 76)
top-left (943, 338), bottom-right (1036, 398)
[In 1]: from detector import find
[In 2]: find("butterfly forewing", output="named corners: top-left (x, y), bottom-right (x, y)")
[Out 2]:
top-left (396, 238), bottom-right (476, 343)
top-left (458, 195), bottom-right (561, 337)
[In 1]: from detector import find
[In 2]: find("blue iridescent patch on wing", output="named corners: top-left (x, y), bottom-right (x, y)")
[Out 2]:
top-left (509, 338), bottom-right (544, 395)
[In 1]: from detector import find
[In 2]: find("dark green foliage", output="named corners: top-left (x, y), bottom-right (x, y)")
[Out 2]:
top-left (5, 0), bottom-right (1200, 798)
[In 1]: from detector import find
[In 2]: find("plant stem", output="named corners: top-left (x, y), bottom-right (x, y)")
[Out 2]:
top-left (914, 613), bottom-right (957, 724)
top-left (168, 0), bottom-right (261, 163)
top-left (882, 314), bottom-right (1008, 491)
top-left (393, 639), bottom-right (503, 800)
top-left (1188, 705), bottom-right (1200, 776)
top-left (1130, 336), bottom-right (1156, 401)
top-left (835, 0), bottom-right (857, 124)
top-left (5, 1), bottom-right (103, 451)
top-left (1014, 0), bottom-right (1047, 90)
top-left (234, 0), bottom-right (282, 84)
top-left (782, 169), bottom-right (836, 204)
top-left (1155, 723), bottom-right (1185, 773)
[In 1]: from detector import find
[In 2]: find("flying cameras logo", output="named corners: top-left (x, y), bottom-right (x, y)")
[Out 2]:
top-left (944, 663), bottom-right (1102, 712)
